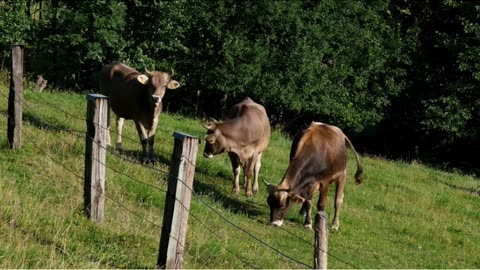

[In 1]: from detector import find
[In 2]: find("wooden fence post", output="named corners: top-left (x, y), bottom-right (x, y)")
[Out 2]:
top-left (84, 94), bottom-right (109, 224)
top-left (314, 211), bottom-right (328, 269)
top-left (7, 45), bottom-right (24, 149)
top-left (158, 132), bottom-right (199, 269)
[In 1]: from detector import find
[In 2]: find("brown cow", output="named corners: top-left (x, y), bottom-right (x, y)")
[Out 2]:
top-left (264, 122), bottom-right (363, 230)
top-left (203, 97), bottom-right (271, 196)
top-left (99, 61), bottom-right (180, 163)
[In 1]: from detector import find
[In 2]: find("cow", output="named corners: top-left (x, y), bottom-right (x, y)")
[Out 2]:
top-left (99, 61), bottom-right (180, 163)
top-left (264, 121), bottom-right (363, 230)
top-left (203, 97), bottom-right (271, 197)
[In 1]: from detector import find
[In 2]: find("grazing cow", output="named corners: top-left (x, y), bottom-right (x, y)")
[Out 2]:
top-left (264, 122), bottom-right (363, 230)
top-left (99, 61), bottom-right (180, 163)
top-left (203, 97), bottom-right (271, 196)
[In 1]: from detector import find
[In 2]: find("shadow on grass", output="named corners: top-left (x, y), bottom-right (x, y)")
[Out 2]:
top-left (192, 174), bottom-right (265, 217)
top-left (23, 112), bottom-right (85, 135)
top-left (117, 149), bottom-right (266, 217)
top-left (438, 180), bottom-right (480, 197)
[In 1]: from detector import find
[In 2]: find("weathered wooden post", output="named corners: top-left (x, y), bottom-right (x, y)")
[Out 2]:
top-left (314, 211), bottom-right (328, 269)
top-left (84, 94), bottom-right (109, 224)
top-left (158, 132), bottom-right (199, 269)
top-left (7, 45), bottom-right (24, 149)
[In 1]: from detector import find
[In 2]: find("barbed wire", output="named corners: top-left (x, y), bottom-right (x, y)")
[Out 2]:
top-left (16, 122), bottom-right (165, 230)
top-left (26, 87), bottom-right (88, 122)
top-left (1, 86), bottom-right (360, 269)
top-left (1, 88), bottom-right (174, 176)
top-left (9, 79), bottom-right (163, 151)
top-left (0, 102), bottom-right (266, 268)
top-left (181, 154), bottom-right (359, 269)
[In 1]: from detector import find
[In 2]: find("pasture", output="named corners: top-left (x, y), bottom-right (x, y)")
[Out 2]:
top-left (0, 83), bottom-right (479, 268)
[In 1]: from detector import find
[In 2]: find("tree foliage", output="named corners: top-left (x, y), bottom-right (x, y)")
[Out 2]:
top-left (0, 0), bottom-right (478, 172)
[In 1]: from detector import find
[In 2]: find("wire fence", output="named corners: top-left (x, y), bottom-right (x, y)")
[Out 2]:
top-left (1, 85), bottom-right (361, 269)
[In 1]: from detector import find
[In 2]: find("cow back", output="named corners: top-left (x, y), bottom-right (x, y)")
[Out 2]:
top-left (283, 123), bottom-right (348, 194)
top-left (222, 98), bottom-right (270, 152)
top-left (99, 62), bottom-right (151, 120)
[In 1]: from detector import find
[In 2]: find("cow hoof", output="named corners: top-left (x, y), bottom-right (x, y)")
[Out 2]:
top-left (232, 188), bottom-right (240, 194)
top-left (304, 224), bottom-right (312, 230)
top-left (246, 191), bottom-right (253, 197)
top-left (147, 160), bottom-right (156, 165)
top-left (331, 224), bottom-right (339, 231)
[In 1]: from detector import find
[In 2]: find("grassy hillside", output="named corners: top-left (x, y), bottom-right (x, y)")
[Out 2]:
top-left (0, 83), bottom-right (479, 268)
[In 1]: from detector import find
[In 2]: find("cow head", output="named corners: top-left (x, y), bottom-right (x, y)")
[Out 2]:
top-left (137, 70), bottom-right (180, 105)
top-left (203, 120), bottom-right (227, 158)
top-left (264, 180), bottom-right (305, 227)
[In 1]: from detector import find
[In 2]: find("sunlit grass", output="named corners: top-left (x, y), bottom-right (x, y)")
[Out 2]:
top-left (0, 83), bottom-right (479, 268)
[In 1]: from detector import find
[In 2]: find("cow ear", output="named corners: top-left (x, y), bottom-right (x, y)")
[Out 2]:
top-left (137, 74), bottom-right (149, 85)
top-left (205, 134), bottom-right (216, 144)
top-left (288, 192), bottom-right (305, 203)
top-left (167, 80), bottom-right (180, 90)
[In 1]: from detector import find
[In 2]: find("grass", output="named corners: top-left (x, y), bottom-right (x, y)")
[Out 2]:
top-left (0, 82), bottom-right (479, 268)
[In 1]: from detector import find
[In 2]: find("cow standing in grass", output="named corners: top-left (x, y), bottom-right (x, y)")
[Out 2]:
top-left (99, 61), bottom-right (180, 163)
top-left (203, 97), bottom-right (271, 197)
top-left (264, 122), bottom-right (363, 229)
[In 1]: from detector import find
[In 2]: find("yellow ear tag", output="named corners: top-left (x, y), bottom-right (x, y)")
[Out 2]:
top-left (137, 74), bottom-right (149, 85)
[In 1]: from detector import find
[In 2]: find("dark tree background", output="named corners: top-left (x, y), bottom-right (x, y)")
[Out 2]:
top-left (1, 0), bottom-right (479, 174)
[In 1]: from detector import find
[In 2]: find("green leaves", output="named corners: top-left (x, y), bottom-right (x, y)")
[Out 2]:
top-left (1, 0), bottom-right (478, 156)
top-left (0, 2), bottom-right (33, 45)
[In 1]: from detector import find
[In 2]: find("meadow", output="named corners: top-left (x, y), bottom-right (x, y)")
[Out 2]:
top-left (0, 83), bottom-right (479, 268)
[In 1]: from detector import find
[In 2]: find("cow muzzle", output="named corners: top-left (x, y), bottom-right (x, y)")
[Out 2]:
top-left (151, 95), bottom-right (162, 104)
top-left (203, 152), bottom-right (214, 158)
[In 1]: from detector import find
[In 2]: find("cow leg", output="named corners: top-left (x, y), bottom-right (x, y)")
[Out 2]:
top-left (302, 200), bottom-right (313, 229)
top-left (116, 116), bottom-right (125, 151)
top-left (244, 153), bottom-right (258, 197)
top-left (228, 152), bottom-right (241, 194)
top-left (242, 159), bottom-right (250, 190)
top-left (146, 116), bottom-right (160, 164)
top-left (134, 122), bottom-right (149, 163)
top-left (332, 170), bottom-right (347, 231)
top-left (106, 107), bottom-right (111, 147)
top-left (147, 134), bottom-right (155, 163)
top-left (317, 181), bottom-right (329, 212)
top-left (252, 152), bottom-right (262, 194)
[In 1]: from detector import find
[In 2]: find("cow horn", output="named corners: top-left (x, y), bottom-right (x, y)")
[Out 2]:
top-left (171, 68), bottom-right (175, 77)
top-left (209, 117), bottom-right (218, 123)
top-left (263, 179), bottom-right (277, 195)
top-left (145, 67), bottom-right (153, 76)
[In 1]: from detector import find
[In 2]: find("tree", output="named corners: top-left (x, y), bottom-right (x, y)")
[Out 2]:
top-left (32, 0), bottom-right (128, 89)
top-left (378, 0), bottom-right (480, 172)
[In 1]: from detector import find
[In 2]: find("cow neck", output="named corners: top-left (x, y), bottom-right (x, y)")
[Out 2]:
top-left (277, 158), bottom-right (309, 192)
top-left (218, 120), bottom-right (241, 149)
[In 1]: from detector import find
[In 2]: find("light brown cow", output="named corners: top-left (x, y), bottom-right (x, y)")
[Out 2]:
top-left (203, 97), bottom-right (271, 196)
top-left (99, 61), bottom-right (180, 163)
top-left (265, 122), bottom-right (363, 230)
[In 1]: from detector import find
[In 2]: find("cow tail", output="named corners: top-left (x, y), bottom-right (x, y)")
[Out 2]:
top-left (345, 136), bottom-right (363, 184)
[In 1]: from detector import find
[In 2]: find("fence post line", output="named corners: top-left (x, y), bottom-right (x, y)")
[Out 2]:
top-left (84, 94), bottom-right (109, 224)
top-left (158, 132), bottom-right (199, 269)
top-left (7, 44), bottom-right (24, 149)
top-left (314, 211), bottom-right (328, 269)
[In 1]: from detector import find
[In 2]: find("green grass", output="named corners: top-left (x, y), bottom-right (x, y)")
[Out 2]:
top-left (0, 83), bottom-right (479, 268)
